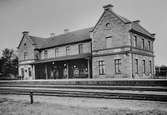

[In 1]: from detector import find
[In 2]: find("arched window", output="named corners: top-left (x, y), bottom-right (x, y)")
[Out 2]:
top-left (106, 23), bottom-right (111, 29)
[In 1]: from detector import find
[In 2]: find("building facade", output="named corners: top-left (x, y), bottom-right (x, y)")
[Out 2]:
top-left (17, 4), bottom-right (155, 80)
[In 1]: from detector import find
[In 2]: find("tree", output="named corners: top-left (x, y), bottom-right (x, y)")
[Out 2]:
top-left (0, 48), bottom-right (18, 79)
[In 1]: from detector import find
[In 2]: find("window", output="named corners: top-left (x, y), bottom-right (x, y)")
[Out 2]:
top-left (142, 60), bottom-right (146, 73)
top-left (134, 36), bottom-right (137, 47)
top-left (135, 59), bottom-right (138, 74)
top-left (78, 44), bottom-right (83, 54)
top-left (98, 60), bottom-right (105, 75)
top-left (28, 68), bottom-right (31, 76)
top-left (23, 52), bottom-right (27, 60)
top-left (115, 59), bottom-right (121, 74)
top-left (106, 23), bottom-right (111, 28)
top-left (149, 60), bottom-right (152, 73)
top-left (24, 43), bottom-right (27, 49)
top-left (148, 41), bottom-right (151, 50)
top-left (106, 36), bottom-right (112, 48)
top-left (66, 46), bottom-right (70, 55)
top-left (142, 39), bottom-right (145, 49)
top-left (44, 50), bottom-right (48, 58)
top-left (55, 48), bottom-right (59, 57)
top-left (21, 68), bottom-right (24, 77)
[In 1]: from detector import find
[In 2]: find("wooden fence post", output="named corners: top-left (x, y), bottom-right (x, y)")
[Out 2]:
top-left (30, 91), bottom-right (33, 104)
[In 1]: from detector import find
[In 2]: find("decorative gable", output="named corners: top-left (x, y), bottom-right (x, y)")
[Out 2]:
top-left (92, 4), bottom-right (131, 51)
top-left (17, 32), bottom-right (36, 61)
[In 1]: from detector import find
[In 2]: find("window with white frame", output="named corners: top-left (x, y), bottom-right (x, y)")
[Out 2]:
top-left (149, 60), bottom-right (152, 73)
top-left (78, 44), bottom-right (83, 54)
top-left (66, 46), bottom-right (70, 55)
top-left (148, 40), bottom-right (151, 51)
top-left (114, 59), bottom-right (121, 74)
top-left (44, 50), bottom-right (48, 59)
top-left (142, 38), bottom-right (145, 49)
top-left (134, 36), bottom-right (137, 47)
top-left (135, 59), bottom-right (138, 74)
top-left (142, 60), bottom-right (146, 73)
top-left (23, 52), bottom-right (27, 60)
top-left (55, 48), bottom-right (59, 57)
top-left (28, 68), bottom-right (31, 77)
top-left (98, 60), bottom-right (105, 75)
top-left (106, 36), bottom-right (112, 48)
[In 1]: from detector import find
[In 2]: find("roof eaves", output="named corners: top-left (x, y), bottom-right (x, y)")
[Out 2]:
top-left (39, 38), bottom-right (91, 50)
top-left (90, 11), bottom-right (105, 32)
top-left (131, 22), bottom-right (155, 39)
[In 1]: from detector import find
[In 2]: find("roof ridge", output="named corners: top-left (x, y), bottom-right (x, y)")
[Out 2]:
top-left (40, 27), bottom-right (93, 49)
top-left (47, 27), bottom-right (93, 39)
top-left (109, 10), bottom-right (131, 23)
top-left (132, 22), bottom-right (153, 37)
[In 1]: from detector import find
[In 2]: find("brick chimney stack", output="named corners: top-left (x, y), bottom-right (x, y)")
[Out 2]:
top-left (64, 29), bottom-right (69, 34)
top-left (22, 31), bottom-right (29, 36)
top-left (103, 4), bottom-right (114, 11)
top-left (133, 20), bottom-right (140, 24)
top-left (50, 33), bottom-right (55, 37)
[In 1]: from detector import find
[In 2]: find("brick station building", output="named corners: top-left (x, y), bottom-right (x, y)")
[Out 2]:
top-left (17, 4), bottom-right (155, 80)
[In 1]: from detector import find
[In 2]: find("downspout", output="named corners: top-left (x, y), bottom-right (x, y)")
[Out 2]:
top-left (90, 32), bottom-right (93, 78)
top-left (129, 31), bottom-right (134, 79)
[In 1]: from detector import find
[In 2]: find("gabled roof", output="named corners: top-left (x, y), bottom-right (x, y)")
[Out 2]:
top-left (131, 22), bottom-right (154, 39)
top-left (91, 9), bottom-right (131, 32)
top-left (17, 34), bottom-right (46, 49)
top-left (19, 4), bottom-right (155, 50)
top-left (117, 15), bottom-right (131, 23)
top-left (40, 27), bottom-right (93, 49)
top-left (91, 7), bottom-right (154, 39)
top-left (28, 36), bottom-right (46, 48)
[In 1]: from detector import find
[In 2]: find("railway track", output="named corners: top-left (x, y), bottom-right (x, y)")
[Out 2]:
top-left (0, 86), bottom-right (167, 102)
top-left (0, 79), bottom-right (167, 102)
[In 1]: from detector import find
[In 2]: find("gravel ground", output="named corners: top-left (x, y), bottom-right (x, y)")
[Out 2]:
top-left (0, 94), bottom-right (167, 115)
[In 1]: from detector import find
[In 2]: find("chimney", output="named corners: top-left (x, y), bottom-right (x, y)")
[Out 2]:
top-left (151, 33), bottom-right (156, 37)
top-left (103, 4), bottom-right (114, 11)
top-left (64, 29), bottom-right (69, 34)
top-left (133, 20), bottom-right (140, 24)
top-left (22, 31), bottom-right (29, 36)
top-left (50, 33), bottom-right (55, 37)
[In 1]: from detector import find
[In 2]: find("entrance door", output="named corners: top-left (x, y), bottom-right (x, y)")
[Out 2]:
top-left (69, 59), bottom-right (88, 79)
top-left (53, 66), bottom-right (59, 79)
top-left (21, 68), bottom-right (24, 79)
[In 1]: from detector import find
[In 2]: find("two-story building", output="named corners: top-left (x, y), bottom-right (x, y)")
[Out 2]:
top-left (17, 4), bottom-right (155, 80)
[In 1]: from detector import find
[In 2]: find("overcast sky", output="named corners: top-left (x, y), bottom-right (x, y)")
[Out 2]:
top-left (0, 0), bottom-right (167, 66)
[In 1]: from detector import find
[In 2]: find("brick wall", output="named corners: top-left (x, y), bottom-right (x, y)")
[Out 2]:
top-left (92, 9), bottom-right (132, 78)
top-left (17, 37), bottom-right (35, 61)
top-left (92, 11), bottom-right (131, 51)
top-left (92, 54), bottom-right (132, 79)
top-left (132, 54), bottom-right (154, 78)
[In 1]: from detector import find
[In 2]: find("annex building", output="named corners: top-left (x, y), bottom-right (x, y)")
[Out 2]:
top-left (17, 4), bottom-right (155, 80)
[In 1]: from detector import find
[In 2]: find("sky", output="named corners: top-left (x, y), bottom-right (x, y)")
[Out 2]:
top-left (0, 0), bottom-right (167, 66)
